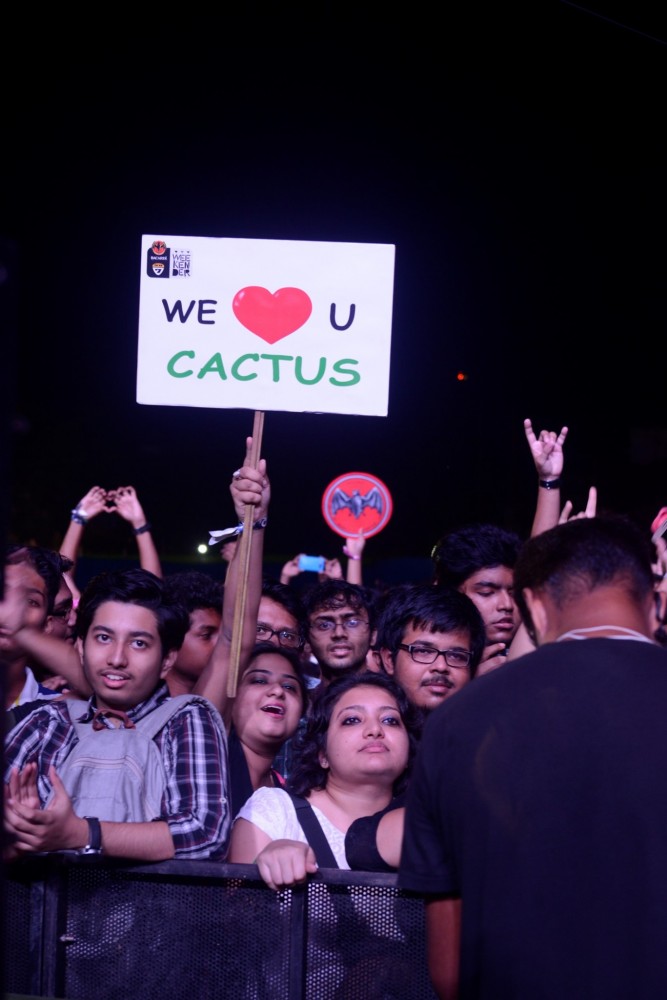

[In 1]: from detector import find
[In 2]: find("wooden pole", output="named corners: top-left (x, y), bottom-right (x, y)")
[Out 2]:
top-left (227, 410), bottom-right (265, 697)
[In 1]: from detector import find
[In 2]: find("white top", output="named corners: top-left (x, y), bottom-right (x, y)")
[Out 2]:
top-left (235, 786), bottom-right (350, 869)
top-left (12, 666), bottom-right (61, 707)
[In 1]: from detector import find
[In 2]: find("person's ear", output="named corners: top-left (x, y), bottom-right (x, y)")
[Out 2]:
top-left (379, 648), bottom-right (395, 675)
top-left (160, 649), bottom-right (178, 678)
top-left (318, 752), bottom-right (329, 769)
top-left (521, 588), bottom-right (547, 645)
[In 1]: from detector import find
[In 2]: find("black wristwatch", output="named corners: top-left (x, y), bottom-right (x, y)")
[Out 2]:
top-left (77, 816), bottom-right (103, 855)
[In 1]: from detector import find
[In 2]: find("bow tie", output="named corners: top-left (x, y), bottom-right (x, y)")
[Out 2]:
top-left (91, 709), bottom-right (136, 731)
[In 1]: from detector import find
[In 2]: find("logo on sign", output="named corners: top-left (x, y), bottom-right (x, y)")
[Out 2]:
top-left (322, 473), bottom-right (393, 539)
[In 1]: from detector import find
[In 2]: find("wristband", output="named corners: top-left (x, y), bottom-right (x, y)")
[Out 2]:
top-left (70, 508), bottom-right (88, 526)
top-left (539, 478), bottom-right (561, 490)
top-left (207, 517), bottom-right (267, 547)
top-left (241, 517), bottom-right (268, 532)
top-left (77, 816), bottom-right (102, 855)
top-left (133, 523), bottom-right (152, 535)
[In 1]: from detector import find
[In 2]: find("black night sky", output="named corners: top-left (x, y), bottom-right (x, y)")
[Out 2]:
top-left (2, 5), bottom-right (666, 585)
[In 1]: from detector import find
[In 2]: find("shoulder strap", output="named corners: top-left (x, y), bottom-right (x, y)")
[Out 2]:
top-left (63, 694), bottom-right (226, 742)
top-left (135, 694), bottom-right (217, 740)
top-left (62, 699), bottom-right (93, 739)
top-left (284, 790), bottom-right (339, 869)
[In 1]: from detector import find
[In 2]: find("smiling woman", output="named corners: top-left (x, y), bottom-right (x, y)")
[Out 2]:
top-left (227, 642), bottom-right (308, 819)
top-left (228, 672), bottom-right (421, 889)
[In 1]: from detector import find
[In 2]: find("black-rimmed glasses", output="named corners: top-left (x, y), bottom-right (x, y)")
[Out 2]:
top-left (256, 624), bottom-right (303, 649)
top-left (398, 644), bottom-right (472, 669)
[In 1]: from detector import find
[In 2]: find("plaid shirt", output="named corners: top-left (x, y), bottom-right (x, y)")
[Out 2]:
top-left (4, 682), bottom-right (230, 860)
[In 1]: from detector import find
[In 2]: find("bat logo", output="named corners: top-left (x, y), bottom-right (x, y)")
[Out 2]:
top-left (322, 472), bottom-right (393, 540)
top-left (331, 486), bottom-right (383, 518)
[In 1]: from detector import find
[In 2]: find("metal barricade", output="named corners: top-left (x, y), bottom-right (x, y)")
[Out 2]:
top-left (5, 855), bottom-right (436, 1000)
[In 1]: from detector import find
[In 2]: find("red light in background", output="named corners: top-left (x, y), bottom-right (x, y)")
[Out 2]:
top-left (456, 372), bottom-right (469, 382)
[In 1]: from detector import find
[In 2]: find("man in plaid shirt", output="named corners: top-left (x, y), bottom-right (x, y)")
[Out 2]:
top-left (4, 567), bottom-right (230, 862)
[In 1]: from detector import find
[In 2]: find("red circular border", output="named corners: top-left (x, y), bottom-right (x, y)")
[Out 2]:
top-left (321, 472), bottom-right (393, 539)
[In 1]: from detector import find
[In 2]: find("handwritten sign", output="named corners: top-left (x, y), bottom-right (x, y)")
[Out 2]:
top-left (136, 235), bottom-right (395, 416)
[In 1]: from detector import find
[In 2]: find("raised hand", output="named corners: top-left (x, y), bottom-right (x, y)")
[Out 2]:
top-left (280, 555), bottom-right (304, 584)
top-left (343, 531), bottom-right (366, 561)
top-left (476, 643), bottom-right (511, 677)
top-left (559, 486), bottom-right (597, 524)
top-left (319, 558), bottom-right (343, 582)
top-left (523, 418), bottom-right (568, 480)
top-left (74, 485), bottom-right (110, 520)
top-left (230, 436), bottom-right (270, 523)
top-left (108, 486), bottom-right (148, 530)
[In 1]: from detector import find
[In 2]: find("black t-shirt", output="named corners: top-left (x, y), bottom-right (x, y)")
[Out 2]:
top-left (399, 638), bottom-right (667, 999)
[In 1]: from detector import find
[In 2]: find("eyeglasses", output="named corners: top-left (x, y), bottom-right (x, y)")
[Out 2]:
top-left (309, 617), bottom-right (369, 633)
top-left (256, 624), bottom-right (302, 649)
top-left (398, 644), bottom-right (472, 669)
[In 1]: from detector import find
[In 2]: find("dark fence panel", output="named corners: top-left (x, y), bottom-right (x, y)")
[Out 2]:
top-left (6, 856), bottom-right (436, 1000)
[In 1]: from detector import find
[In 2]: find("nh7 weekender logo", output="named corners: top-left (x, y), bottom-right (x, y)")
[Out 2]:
top-left (136, 236), bottom-right (395, 417)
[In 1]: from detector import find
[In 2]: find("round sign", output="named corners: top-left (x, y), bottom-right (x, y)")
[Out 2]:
top-left (321, 472), bottom-right (393, 540)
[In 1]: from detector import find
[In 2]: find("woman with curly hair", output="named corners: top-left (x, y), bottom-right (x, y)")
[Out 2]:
top-left (228, 671), bottom-right (421, 889)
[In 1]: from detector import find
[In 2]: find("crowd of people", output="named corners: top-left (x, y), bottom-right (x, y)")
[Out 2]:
top-left (3, 417), bottom-right (667, 998)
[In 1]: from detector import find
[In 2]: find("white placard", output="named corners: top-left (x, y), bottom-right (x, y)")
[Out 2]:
top-left (136, 235), bottom-right (395, 416)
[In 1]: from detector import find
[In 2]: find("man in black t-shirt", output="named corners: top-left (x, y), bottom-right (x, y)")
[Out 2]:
top-left (400, 515), bottom-right (667, 1000)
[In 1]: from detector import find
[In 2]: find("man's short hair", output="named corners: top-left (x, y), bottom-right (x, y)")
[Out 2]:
top-left (375, 582), bottom-right (487, 677)
top-left (5, 544), bottom-right (73, 615)
top-left (262, 577), bottom-right (306, 625)
top-left (431, 523), bottom-right (523, 589)
top-left (76, 568), bottom-right (189, 656)
top-left (261, 578), bottom-right (307, 637)
top-left (513, 515), bottom-right (655, 636)
top-left (302, 579), bottom-right (376, 631)
top-left (162, 571), bottom-right (223, 615)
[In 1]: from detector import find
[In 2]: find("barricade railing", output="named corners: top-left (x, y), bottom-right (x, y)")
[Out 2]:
top-left (5, 855), bottom-right (436, 1000)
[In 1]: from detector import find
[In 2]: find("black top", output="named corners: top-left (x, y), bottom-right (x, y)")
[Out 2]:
top-left (399, 638), bottom-right (667, 999)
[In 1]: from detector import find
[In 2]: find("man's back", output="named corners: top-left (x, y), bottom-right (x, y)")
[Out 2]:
top-left (400, 637), bottom-right (667, 998)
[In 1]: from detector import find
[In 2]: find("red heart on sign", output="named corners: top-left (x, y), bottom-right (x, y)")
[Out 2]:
top-left (232, 286), bottom-right (313, 344)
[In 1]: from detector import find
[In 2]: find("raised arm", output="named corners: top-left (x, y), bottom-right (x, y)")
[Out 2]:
top-left (10, 627), bottom-right (90, 696)
top-left (343, 531), bottom-right (366, 585)
top-left (280, 554), bottom-right (305, 586)
top-left (523, 418), bottom-right (568, 538)
top-left (558, 486), bottom-right (597, 524)
top-left (504, 420), bottom-right (569, 664)
top-left (318, 557), bottom-right (343, 583)
top-left (59, 486), bottom-right (110, 602)
top-left (194, 438), bottom-right (269, 720)
top-left (109, 486), bottom-right (162, 578)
